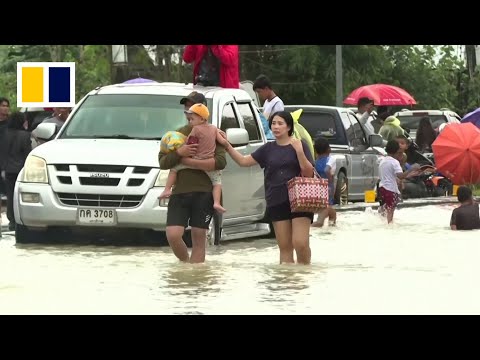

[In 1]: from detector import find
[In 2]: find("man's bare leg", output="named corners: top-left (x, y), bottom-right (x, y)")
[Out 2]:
top-left (190, 227), bottom-right (207, 263)
top-left (166, 225), bottom-right (189, 262)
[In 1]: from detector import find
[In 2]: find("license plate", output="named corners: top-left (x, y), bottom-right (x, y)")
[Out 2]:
top-left (77, 208), bottom-right (117, 225)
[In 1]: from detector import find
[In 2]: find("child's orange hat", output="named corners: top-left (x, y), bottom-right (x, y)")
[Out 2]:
top-left (185, 103), bottom-right (209, 120)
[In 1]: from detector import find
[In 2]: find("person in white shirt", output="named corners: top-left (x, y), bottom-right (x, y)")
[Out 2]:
top-left (378, 140), bottom-right (420, 223)
top-left (356, 97), bottom-right (376, 136)
top-left (253, 74), bottom-right (284, 119)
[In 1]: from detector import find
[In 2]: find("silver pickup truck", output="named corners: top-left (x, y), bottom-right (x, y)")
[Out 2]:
top-left (14, 82), bottom-right (271, 245)
top-left (284, 105), bottom-right (384, 205)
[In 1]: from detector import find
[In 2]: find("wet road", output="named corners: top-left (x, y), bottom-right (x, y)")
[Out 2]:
top-left (1, 204), bottom-right (480, 314)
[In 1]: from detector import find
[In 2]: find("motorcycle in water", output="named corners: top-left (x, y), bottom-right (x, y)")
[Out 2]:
top-left (402, 133), bottom-right (453, 199)
top-left (375, 130), bottom-right (453, 201)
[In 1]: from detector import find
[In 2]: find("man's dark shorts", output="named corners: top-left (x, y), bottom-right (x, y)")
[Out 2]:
top-left (167, 192), bottom-right (214, 229)
top-left (267, 201), bottom-right (314, 223)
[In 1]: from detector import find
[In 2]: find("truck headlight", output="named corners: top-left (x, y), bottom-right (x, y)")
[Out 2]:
top-left (154, 169), bottom-right (170, 187)
top-left (22, 155), bottom-right (49, 183)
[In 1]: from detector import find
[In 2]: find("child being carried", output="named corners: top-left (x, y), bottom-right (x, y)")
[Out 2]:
top-left (158, 103), bottom-right (226, 213)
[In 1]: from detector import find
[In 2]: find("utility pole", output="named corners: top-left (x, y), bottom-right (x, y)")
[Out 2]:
top-left (336, 45), bottom-right (343, 107)
top-left (111, 45), bottom-right (129, 84)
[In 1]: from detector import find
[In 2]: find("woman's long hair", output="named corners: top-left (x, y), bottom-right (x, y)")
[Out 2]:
top-left (415, 116), bottom-right (436, 151)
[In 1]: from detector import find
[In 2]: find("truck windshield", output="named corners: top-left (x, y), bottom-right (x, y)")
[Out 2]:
top-left (59, 94), bottom-right (212, 140)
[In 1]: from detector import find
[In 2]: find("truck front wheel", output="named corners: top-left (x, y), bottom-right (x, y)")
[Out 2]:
top-left (334, 172), bottom-right (348, 205)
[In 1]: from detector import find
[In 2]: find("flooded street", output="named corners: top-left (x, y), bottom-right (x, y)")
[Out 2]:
top-left (1, 204), bottom-right (480, 314)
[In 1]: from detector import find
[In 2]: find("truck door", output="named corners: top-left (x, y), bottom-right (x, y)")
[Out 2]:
top-left (347, 112), bottom-right (377, 193)
top-left (339, 111), bottom-right (363, 196)
top-left (233, 101), bottom-right (266, 220)
top-left (217, 98), bottom-right (251, 220)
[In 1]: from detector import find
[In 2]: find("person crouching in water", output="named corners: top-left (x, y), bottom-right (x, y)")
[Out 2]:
top-left (450, 185), bottom-right (480, 230)
top-left (312, 137), bottom-right (336, 227)
top-left (378, 140), bottom-right (420, 223)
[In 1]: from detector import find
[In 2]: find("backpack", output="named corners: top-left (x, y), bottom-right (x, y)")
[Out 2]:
top-left (195, 47), bottom-right (220, 86)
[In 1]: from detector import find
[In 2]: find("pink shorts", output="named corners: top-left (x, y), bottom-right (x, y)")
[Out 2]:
top-left (379, 187), bottom-right (400, 211)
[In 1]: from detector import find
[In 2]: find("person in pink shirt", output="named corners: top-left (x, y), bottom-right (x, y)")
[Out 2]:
top-left (183, 45), bottom-right (239, 89)
top-left (159, 103), bottom-right (226, 213)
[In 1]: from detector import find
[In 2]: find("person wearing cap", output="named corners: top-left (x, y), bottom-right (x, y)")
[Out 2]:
top-left (158, 101), bottom-right (226, 264)
top-left (159, 103), bottom-right (225, 213)
top-left (179, 91), bottom-right (207, 111)
top-left (183, 45), bottom-right (239, 89)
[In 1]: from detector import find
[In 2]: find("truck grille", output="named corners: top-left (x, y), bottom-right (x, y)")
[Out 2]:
top-left (57, 193), bottom-right (143, 208)
top-left (51, 164), bottom-right (154, 187)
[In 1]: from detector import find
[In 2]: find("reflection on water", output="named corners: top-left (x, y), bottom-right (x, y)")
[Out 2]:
top-left (2, 204), bottom-right (480, 314)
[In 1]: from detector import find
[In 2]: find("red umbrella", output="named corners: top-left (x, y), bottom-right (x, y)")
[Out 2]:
top-left (344, 84), bottom-right (417, 106)
top-left (432, 123), bottom-right (480, 185)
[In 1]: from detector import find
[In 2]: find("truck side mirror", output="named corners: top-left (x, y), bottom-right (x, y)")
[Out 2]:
top-left (226, 128), bottom-right (249, 147)
top-left (33, 123), bottom-right (57, 142)
top-left (369, 134), bottom-right (384, 147)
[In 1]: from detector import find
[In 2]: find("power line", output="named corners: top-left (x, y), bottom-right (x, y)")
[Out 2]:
top-left (242, 57), bottom-right (330, 90)
top-left (239, 46), bottom-right (317, 53)
top-left (273, 81), bottom-right (327, 85)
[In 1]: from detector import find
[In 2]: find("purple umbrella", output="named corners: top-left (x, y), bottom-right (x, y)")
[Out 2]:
top-left (461, 107), bottom-right (480, 129)
top-left (122, 77), bottom-right (157, 84)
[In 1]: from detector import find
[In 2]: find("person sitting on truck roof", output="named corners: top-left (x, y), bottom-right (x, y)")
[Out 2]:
top-left (183, 45), bottom-right (239, 89)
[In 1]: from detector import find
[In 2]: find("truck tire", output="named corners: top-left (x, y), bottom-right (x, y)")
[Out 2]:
top-left (334, 172), bottom-right (348, 205)
top-left (207, 212), bottom-right (222, 246)
top-left (15, 224), bottom-right (46, 244)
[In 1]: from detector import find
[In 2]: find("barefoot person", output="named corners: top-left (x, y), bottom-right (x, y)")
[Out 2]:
top-left (378, 140), bottom-right (421, 223)
top-left (158, 100), bottom-right (226, 263)
top-left (217, 111), bottom-right (315, 264)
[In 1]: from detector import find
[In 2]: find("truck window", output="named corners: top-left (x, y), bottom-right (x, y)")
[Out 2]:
top-left (237, 102), bottom-right (261, 142)
top-left (347, 113), bottom-right (367, 148)
top-left (220, 103), bottom-right (241, 132)
top-left (340, 112), bottom-right (355, 145)
top-left (298, 112), bottom-right (341, 144)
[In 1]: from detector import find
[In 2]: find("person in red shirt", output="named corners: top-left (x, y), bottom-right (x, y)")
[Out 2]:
top-left (183, 45), bottom-right (239, 89)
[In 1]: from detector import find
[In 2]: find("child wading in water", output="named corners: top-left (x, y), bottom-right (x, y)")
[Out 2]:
top-left (312, 137), bottom-right (337, 227)
top-left (378, 140), bottom-right (420, 223)
top-left (159, 103), bottom-right (226, 213)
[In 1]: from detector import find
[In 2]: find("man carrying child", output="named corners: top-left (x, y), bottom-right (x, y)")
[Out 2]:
top-left (159, 103), bottom-right (226, 213)
top-left (158, 95), bottom-right (226, 264)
